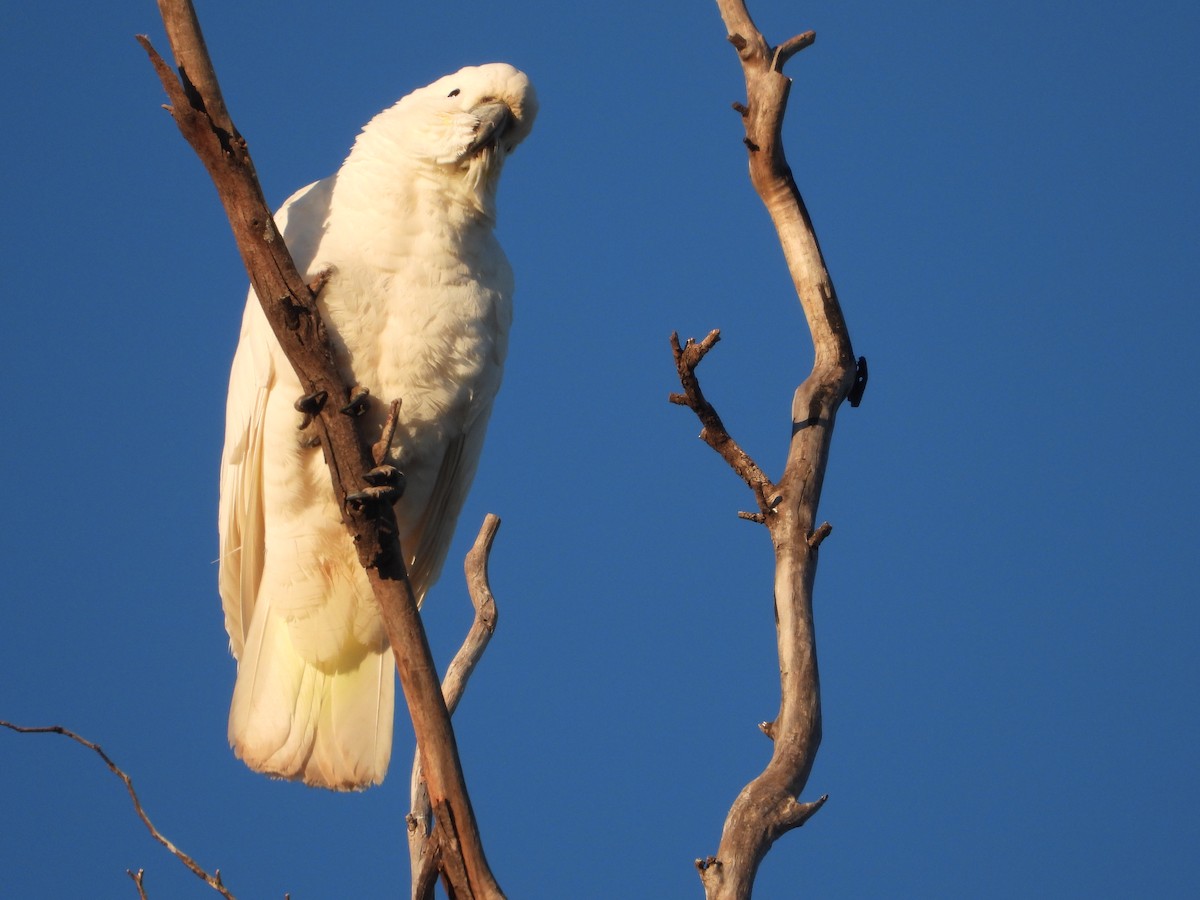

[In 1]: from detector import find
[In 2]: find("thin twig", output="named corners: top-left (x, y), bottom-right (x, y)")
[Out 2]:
top-left (127, 868), bottom-right (149, 900)
top-left (1, 721), bottom-right (236, 899)
top-left (806, 522), bottom-right (833, 548)
top-left (772, 30), bottom-right (816, 71)
top-left (410, 515), bottom-right (503, 899)
top-left (669, 331), bottom-right (777, 515)
top-left (374, 399), bottom-right (403, 466)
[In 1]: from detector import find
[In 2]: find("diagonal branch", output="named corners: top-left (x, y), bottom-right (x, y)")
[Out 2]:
top-left (138, 2), bottom-right (501, 896)
top-left (674, 3), bottom-right (865, 898)
top-left (669, 330), bottom-right (777, 516)
top-left (1, 721), bottom-right (236, 899)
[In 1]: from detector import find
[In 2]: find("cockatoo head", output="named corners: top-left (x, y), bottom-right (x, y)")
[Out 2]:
top-left (354, 63), bottom-right (537, 217)
top-left (419, 63), bottom-right (537, 160)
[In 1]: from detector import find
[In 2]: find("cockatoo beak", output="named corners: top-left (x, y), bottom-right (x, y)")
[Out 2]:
top-left (464, 101), bottom-right (512, 156)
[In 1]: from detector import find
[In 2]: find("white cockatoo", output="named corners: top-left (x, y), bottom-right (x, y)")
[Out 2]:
top-left (217, 64), bottom-right (536, 790)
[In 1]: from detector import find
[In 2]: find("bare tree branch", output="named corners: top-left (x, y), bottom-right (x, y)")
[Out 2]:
top-left (674, 3), bottom-right (865, 897)
top-left (1, 721), bottom-right (236, 899)
top-left (127, 868), bottom-right (149, 900)
top-left (410, 515), bottom-right (503, 900)
top-left (669, 330), bottom-right (777, 517)
top-left (137, 2), bottom-right (501, 895)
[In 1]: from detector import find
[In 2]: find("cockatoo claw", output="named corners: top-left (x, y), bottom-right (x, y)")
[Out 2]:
top-left (341, 385), bottom-right (371, 416)
top-left (346, 484), bottom-right (402, 512)
top-left (294, 389), bottom-right (329, 429)
top-left (363, 465), bottom-right (405, 491)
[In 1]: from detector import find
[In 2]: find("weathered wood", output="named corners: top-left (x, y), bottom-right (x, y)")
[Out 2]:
top-left (677, 3), bottom-right (863, 897)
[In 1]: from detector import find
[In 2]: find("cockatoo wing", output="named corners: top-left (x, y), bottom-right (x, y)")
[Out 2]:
top-left (406, 407), bottom-right (495, 602)
top-left (217, 281), bottom-right (273, 657)
top-left (219, 176), bottom-right (394, 789)
top-left (218, 177), bottom-right (333, 653)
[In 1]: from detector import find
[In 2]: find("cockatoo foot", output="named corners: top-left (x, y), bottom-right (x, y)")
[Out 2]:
top-left (341, 385), bottom-right (371, 417)
top-left (294, 389), bottom-right (328, 429)
top-left (346, 484), bottom-right (403, 510)
top-left (364, 464), bottom-right (404, 489)
top-left (349, 465), bottom-right (406, 510)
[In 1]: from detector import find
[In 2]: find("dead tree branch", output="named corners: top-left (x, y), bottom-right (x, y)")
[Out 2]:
top-left (409, 514), bottom-right (502, 900)
top-left (0, 721), bottom-right (236, 899)
top-left (128, 868), bottom-right (149, 900)
top-left (675, 3), bottom-right (865, 898)
top-left (137, 2), bottom-right (501, 896)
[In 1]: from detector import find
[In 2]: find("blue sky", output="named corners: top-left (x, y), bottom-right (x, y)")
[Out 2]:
top-left (2, 1), bottom-right (1197, 897)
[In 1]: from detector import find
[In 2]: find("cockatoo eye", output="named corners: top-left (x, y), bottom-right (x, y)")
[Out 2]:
top-left (447, 88), bottom-right (460, 97)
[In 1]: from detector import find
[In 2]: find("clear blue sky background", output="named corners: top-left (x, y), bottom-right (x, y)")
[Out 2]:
top-left (2, 1), bottom-right (1197, 897)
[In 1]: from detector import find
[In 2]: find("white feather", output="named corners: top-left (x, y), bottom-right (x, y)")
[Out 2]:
top-left (218, 63), bottom-right (536, 789)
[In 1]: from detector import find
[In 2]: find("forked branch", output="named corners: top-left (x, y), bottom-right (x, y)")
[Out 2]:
top-left (674, 3), bottom-right (865, 898)
top-left (138, 2), bottom-right (501, 896)
top-left (669, 331), bottom-right (777, 517)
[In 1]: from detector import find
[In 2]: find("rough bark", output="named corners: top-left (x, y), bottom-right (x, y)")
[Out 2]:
top-left (675, 3), bottom-right (866, 897)
top-left (138, 3), bottom-right (502, 896)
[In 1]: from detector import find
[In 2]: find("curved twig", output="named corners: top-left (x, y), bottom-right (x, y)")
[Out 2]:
top-left (409, 515), bottom-right (503, 899)
top-left (1, 721), bottom-right (236, 899)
